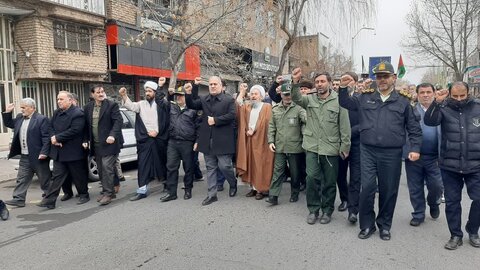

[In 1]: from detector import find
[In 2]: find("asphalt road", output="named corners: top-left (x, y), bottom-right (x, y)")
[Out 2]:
top-left (0, 162), bottom-right (478, 270)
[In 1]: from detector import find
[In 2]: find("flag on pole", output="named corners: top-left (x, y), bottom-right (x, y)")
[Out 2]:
top-left (361, 55), bottom-right (366, 73)
top-left (397, 54), bottom-right (406, 78)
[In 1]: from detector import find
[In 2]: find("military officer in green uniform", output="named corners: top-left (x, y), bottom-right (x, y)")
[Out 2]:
top-left (291, 68), bottom-right (351, 225)
top-left (266, 83), bottom-right (307, 205)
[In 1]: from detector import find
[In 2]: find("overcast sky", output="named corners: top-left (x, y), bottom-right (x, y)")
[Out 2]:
top-left (308, 0), bottom-right (424, 84)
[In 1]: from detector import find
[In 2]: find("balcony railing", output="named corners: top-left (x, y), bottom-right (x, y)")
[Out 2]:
top-left (44, 0), bottom-right (105, 16)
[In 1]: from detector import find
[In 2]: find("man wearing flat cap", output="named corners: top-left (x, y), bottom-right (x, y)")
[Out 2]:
top-left (119, 81), bottom-right (169, 201)
top-left (338, 62), bottom-right (422, 241)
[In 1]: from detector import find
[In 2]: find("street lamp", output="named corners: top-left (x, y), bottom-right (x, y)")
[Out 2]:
top-left (351, 27), bottom-right (375, 71)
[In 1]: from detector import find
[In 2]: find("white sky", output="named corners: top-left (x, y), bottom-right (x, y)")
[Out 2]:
top-left (306, 0), bottom-right (424, 84)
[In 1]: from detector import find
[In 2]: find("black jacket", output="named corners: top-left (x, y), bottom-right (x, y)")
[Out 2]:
top-left (424, 98), bottom-right (480, 173)
top-left (185, 92), bottom-right (236, 155)
top-left (2, 111), bottom-right (50, 166)
top-left (338, 87), bottom-right (422, 151)
top-left (168, 102), bottom-right (198, 142)
top-left (83, 99), bottom-right (124, 156)
top-left (49, 105), bottom-right (86, 162)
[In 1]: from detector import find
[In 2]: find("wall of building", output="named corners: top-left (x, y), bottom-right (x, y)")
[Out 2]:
top-left (106, 0), bottom-right (137, 25)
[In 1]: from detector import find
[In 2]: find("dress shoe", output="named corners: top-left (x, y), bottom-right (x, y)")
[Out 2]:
top-left (348, 213), bottom-right (358, 224)
top-left (160, 193), bottom-right (178, 202)
top-left (130, 193), bottom-right (147, 201)
top-left (410, 218), bottom-right (423, 227)
top-left (245, 189), bottom-right (257, 197)
top-left (266, 196), bottom-right (278, 205)
top-left (306, 212), bottom-right (319, 225)
top-left (338, 201), bottom-right (348, 212)
top-left (379, 229), bottom-right (391, 241)
top-left (77, 196), bottom-right (90, 205)
top-left (255, 193), bottom-right (266, 200)
top-left (229, 186), bottom-right (237, 197)
top-left (468, 234), bottom-right (480, 248)
top-left (97, 194), bottom-right (105, 202)
top-left (36, 201), bottom-right (55, 209)
top-left (289, 193), bottom-right (299, 203)
top-left (184, 190), bottom-right (192, 200)
top-left (5, 199), bottom-right (26, 207)
top-left (60, 193), bottom-right (73, 201)
top-left (319, 213), bottom-right (332, 224)
top-left (466, 226), bottom-right (480, 248)
top-left (201, 196), bottom-right (218, 206)
top-left (114, 185), bottom-right (120, 194)
top-left (358, 227), bottom-right (376, 239)
top-left (0, 201), bottom-right (9, 221)
top-left (99, 196), bottom-right (112, 206)
top-left (299, 183), bottom-right (306, 192)
top-left (430, 205), bottom-right (440, 219)
top-left (217, 185), bottom-right (224, 192)
top-left (444, 236), bottom-right (463, 250)
top-left (119, 176), bottom-right (126, 182)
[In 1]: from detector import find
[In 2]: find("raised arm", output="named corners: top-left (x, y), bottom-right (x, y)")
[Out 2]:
top-left (291, 68), bottom-right (309, 108)
top-left (119, 87), bottom-right (141, 113)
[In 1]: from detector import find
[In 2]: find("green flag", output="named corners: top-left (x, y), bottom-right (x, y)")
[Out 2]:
top-left (397, 54), bottom-right (406, 78)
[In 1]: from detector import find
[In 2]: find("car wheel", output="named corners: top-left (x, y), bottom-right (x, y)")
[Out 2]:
top-left (88, 156), bottom-right (100, 182)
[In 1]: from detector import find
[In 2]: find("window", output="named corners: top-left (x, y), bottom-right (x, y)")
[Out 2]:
top-left (53, 21), bottom-right (92, 52)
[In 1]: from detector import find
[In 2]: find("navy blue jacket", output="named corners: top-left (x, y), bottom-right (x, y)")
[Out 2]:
top-left (49, 105), bottom-right (86, 162)
top-left (168, 102), bottom-right (198, 142)
top-left (338, 87), bottom-right (422, 151)
top-left (424, 98), bottom-right (480, 174)
top-left (2, 111), bottom-right (50, 166)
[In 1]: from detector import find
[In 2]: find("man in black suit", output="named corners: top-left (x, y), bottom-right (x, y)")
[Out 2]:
top-left (2, 98), bottom-right (51, 207)
top-left (83, 86), bottom-right (124, 205)
top-left (38, 91), bottom-right (90, 209)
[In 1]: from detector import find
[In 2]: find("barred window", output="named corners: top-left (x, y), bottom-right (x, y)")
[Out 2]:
top-left (53, 21), bottom-right (92, 52)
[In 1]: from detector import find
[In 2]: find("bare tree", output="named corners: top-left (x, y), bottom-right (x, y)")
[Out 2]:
top-left (403, 0), bottom-right (480, 81)
top-left (133, 0), bottom-right (256, 88)
top-left (276, 0), bottom-right (376, 76)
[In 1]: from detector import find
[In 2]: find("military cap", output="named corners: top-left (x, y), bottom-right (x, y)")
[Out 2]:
top-left (174, 86), bottom-right (186, 95)
top-left (281, 83), bottom-right (292, 95)
top-left (373, 62), bottom-right (395, 74)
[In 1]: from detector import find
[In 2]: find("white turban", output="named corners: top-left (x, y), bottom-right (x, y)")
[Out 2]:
top-left (144, 81), bottom-right (158, 91)
top-left (250, 85), bottom-right (265, 99)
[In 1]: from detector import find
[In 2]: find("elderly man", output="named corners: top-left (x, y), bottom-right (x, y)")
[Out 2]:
top-left (38, 91), bottom-right (90, 209)
top-left (292, 68), bottom-right (351, 225)
top-left (2, 99), bottom-right (51, 207)
top-left (84, 85), bottom-right (124, 205)
top-left (185, 76), bottom-right (237, 206)
top-left (424, 82), bottom-right (480, 250)
top-left (236, 83), bottom-right (274, 200)
top-left (119, 81), bottom-right (169, 201)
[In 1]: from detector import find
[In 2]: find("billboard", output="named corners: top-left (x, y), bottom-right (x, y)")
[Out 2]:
top-left (369, 56), bottom-right (391, 79)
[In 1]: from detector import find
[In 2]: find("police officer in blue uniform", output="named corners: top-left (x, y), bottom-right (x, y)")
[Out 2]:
top-left (338, 62), bottom-right (422, 241)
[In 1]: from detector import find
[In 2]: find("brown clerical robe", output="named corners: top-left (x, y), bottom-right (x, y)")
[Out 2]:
top-left (236, 102), bottom-right (274, 193)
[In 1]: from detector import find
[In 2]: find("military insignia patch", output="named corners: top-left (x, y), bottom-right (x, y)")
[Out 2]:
top-left (399, 90), bottom-right (413, 99)
top-left (362, 88), bottom-right (375, 94)
top-left (473, 117), bottom-right (480, 128)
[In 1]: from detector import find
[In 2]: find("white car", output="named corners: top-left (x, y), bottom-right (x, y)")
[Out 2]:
top-left (87, 108), bottom-right (137, 181)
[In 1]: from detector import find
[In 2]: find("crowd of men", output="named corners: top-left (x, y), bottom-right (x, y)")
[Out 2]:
top-left (1, 61), bottom-right (479, 251)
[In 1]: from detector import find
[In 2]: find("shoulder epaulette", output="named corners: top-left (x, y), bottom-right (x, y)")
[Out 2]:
top-left (361, 88), bottom-right (375, 94)
top-left (399, 90), bottom-right (413, 100)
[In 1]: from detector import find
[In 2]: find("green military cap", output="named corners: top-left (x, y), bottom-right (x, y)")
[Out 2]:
top-left (174, 86), bottom-right (186, 95)
top-left (373, 61), bottom-right (395, 74)
top-left (281, 83), bottom-right (292, 95)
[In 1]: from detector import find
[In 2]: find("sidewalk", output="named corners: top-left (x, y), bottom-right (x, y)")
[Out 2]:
top-left (0, 149), bottom-right (17, 183)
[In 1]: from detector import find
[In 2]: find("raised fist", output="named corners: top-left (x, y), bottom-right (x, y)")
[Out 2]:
top-left (184, 83), bottom-right (193, 94)
top-left (239, 83), bottom-right (248, 93)
top-left (340, 74), bottom-right (355, 88)
top-left (119, 87), bottom-right (127, 97)
top-left (194, 77), bottom-right (202, 85)
top-left (5, 103), bottom-right (15, 113)
top-left (435, 89), bottom-right (449, 103)
top-left (158, 77), bottom-right (166, 87)
top-left (292, 68), bottom-right (302, 83)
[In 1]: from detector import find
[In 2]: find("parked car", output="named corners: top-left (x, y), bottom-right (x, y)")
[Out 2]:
top-left (87, 108), bottom-right (137, 181)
